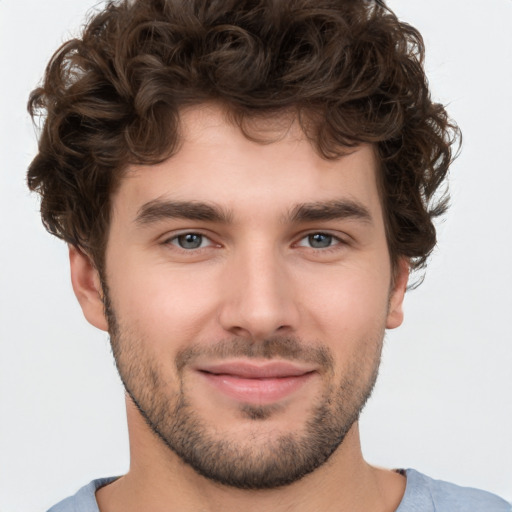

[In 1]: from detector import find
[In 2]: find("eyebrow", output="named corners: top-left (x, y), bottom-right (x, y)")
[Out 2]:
top-left (288, 200), bottom-right (373, 224)
top-left (135, 200), bottom-right (233, 225)
top-left (134, 198), bottom-right (372, 226)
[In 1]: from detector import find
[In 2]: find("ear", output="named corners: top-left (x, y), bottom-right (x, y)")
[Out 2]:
top-left (386, 258), bottom-right (409, 329)
top-left (69, 245), bottom-right (109, 331)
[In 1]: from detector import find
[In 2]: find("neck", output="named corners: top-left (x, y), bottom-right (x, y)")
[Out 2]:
top-left (96, 399), bottom-right (405, 512)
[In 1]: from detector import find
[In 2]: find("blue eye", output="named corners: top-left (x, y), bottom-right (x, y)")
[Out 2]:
top-left (171, 233), bottom-right (209, 249)
top-left (297, 233), bottom-right (340, 249)
top-left (308, 233), bottom-right (333, 248)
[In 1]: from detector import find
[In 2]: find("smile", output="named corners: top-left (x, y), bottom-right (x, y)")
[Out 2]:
top-left (196, 361), bottom-right (317, 404)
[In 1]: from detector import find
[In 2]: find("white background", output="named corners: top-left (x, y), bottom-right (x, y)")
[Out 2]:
top-left (0, 1), bottom-right (511, 510)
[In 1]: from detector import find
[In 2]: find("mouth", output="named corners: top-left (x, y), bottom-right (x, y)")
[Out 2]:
top-left (195, 361), bottom-right (317, 405)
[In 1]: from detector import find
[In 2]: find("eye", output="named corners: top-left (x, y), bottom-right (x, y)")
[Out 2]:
top-left (168, 233), bottom-right (213, 250)
top-left (296, 232), bottom-right (341, 249)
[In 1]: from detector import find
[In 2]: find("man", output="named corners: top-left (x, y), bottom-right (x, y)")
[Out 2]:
top-left (26, 0), bottom-right (510, 510)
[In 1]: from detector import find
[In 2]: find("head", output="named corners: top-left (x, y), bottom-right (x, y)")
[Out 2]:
top-left (28, 0), bottom-right (459, 279)
top-left (28, 0), bottom-right (459, 490)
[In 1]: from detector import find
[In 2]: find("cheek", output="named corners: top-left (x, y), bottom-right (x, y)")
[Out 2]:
top-left (298, 263), bottom-right (391, 333)
top-left (295, 264), bottom-right (390, 381)
top-left (107, 259), bottom-right (222, 347)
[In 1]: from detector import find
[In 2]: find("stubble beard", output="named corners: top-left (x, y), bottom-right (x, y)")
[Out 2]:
top-left (103, 290), bottom-right (383, 490)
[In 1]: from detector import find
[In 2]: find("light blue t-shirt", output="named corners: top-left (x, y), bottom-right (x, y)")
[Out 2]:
top-left (48, 469), bottom-right (511, 511)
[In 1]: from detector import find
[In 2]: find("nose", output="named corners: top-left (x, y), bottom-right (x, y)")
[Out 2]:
top-left (218, 245), bottom-right (300, 340)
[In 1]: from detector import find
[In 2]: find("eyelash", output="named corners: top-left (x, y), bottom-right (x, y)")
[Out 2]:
top-left (165, 232), bottom-right (217, 251)
top-left (294, 232), bottom-right (345, 251)
top-left (163, 231), bottom-right (346, 252)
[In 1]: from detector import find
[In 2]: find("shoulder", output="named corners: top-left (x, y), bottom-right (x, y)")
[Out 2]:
top-left (47, 477), bottom-right (118, 512)
top-left (399, 469), bottom-right (511, 512)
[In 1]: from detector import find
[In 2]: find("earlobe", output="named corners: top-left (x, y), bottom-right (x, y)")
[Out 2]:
top-left (69, 245), bottom-right (109, 331)
top-left (386, 258), bottom-right (409, 330)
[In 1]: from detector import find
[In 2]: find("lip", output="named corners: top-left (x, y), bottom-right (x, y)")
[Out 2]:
top-left (195, 360), bottom-right (317, 405)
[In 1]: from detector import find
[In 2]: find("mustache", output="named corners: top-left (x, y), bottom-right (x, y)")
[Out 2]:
top-left (175, 336), bottom-right (334, 373)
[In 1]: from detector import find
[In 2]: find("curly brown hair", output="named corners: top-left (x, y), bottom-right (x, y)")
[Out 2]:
top-left (27, 0), bottom-right (460, 279)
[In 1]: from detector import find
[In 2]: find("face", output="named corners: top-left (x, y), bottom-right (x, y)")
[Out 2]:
top-left (72, 105), bottom-right (408, 489)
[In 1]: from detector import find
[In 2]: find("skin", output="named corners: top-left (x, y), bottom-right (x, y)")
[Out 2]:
top-left (70, 104), bottom-right (409, 512)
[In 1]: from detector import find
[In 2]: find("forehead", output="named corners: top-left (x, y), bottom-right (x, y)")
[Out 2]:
top-left (114, 104), bottom-right (382, 222)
